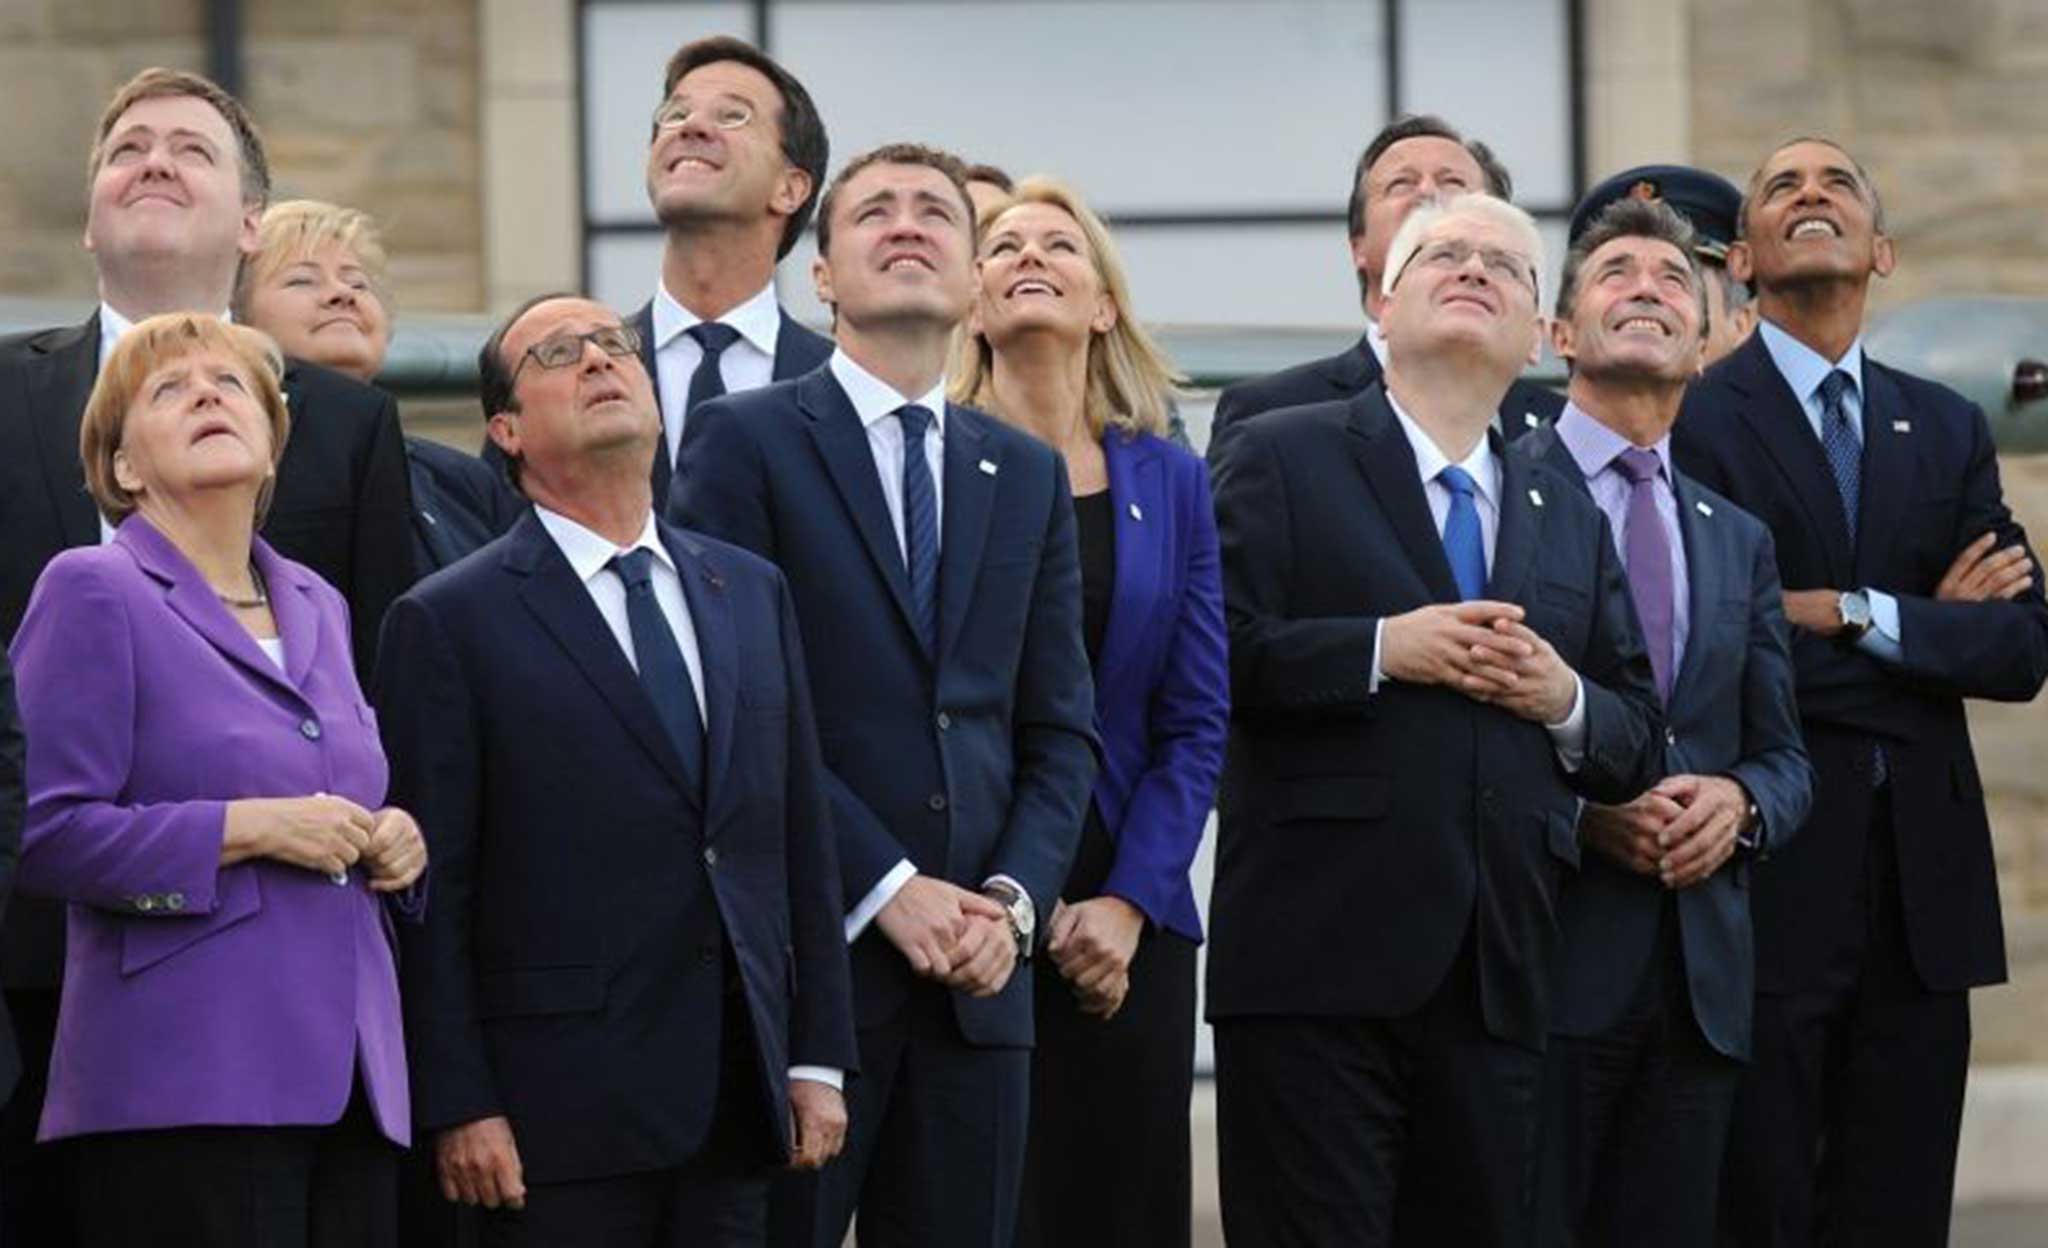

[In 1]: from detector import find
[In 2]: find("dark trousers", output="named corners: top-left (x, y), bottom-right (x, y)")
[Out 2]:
top-left (70, 1079), bottom-right (398, 1248)
top-left (1213, 943), bottom-right (1543, 1248)
top-left (0, 987), bottom-right (72, 1248)
top-left (1720, 785), bottom-right (1971, 1247)
top-left (1538, 905), bottom-right (1742, 1248)
top-left (770, 980), bottom-right (1030, 1248)
top-left (1015, 924), bottom-right (1198, 1248)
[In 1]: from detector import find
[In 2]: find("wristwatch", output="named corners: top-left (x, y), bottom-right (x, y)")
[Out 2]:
top-left (982, 880), bottom-right (1036, 963)
top-left (1736, 799), bottom-right (1764, 854)
top-left (1836, 589), bottom-right (1872, 642)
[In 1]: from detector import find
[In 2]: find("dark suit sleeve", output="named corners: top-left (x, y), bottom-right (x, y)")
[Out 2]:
top-left (1565, 510), bottom-right (1666, 805)
top-left (1099, 461), bottom-right (1228, 926)
top-left (374, 595), bottom-right (500, 1133)
top-left (1723, 525), bottom-right (1814, 852)
top-left (775, 574), bottom-right (858, 1071)
top-left (347, 390), bottom-right (418, 675)
top-left (0, 652), bottom-right (21, 929)
top-left (984, 461), bottom-right (1097, 921)
top-left (1213, 421), bottom-right (1381, 714)
top-left (1205, 381), bottom-right (1254, 468)
top-left (1884, 404), bottom-right (2048, 703)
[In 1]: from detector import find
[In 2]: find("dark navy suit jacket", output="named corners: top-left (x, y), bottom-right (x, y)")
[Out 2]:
top-left (1207, 384), bottom-right (1664, 1050)
top-left (0, 653), bottom-right (20, 1103)
top-left (1675, 331), bottom-right (2048, 995)
top-left (671, 367), bottom-right (1097, 1048)
top-left (374, 510), bottom-right (856, 1184)
top-left (1519, 424), bottom-right (1812, 1060)
top-left (1090, 433), bottom-right (1229, 943)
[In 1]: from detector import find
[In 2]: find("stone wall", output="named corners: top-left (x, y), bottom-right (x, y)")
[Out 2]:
top-left (0, 0), bottom-right (482, 313)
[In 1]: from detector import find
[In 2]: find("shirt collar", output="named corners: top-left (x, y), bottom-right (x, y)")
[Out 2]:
top-left (1758, 317), bottom-right (1863, 406)
top-left (830, 348), bottom-right (949, 437)
top-left (1386, 389), bottom-right (1495, 506)
top-left (1365, 318), bottom-right (1389, 368)
top-left (533, 505), bottom-right (674, 584)
top-left (1555, 401), bottom-right (1672, 484)
top-left (99, 302), bottom-right (233, 368)
top-left (650, 278), bottom-right (782, 359)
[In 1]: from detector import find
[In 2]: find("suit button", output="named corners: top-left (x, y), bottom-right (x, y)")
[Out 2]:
top-left (703, 846), bottom-right (719, 868)
top-left (165, 893), bottom-right (186, 912)
top-left (1666, 728), bottom-right (1678, 747)
top-left (927, 794), bottom-right (948, 813)
top-left (299, 718), bottom-right (322, 741)
top-left (698, 945), bottom-right (718, 966)
top-left (936, 711), bottom-right (952, 731)
top-left (134, 895), bottom-right (155, 913)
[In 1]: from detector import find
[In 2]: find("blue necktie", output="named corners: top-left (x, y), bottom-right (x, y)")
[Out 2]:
top-left (610, 548), bottom-right (705, 792)
top-left (1818, 369), bottom-right (1861, 545)
top-left (1438, 465), bottom-right (1487, 601)
top-left (897, 404), bottom-right (940, 654)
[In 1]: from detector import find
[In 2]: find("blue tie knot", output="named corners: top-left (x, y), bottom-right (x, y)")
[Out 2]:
top-left (1819, 368), bottom-right (1855, 414)
top-left (1438, 464), bottom-right (1477, 499)
top-left (898, 403), bottom-right (935, 440)
top-left (609, 547), bottom-right (656, 593)
top-left (687, 322), bottom-right (740, 354)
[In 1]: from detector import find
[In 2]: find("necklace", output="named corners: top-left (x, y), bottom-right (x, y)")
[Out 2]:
top-left (217, 562), bottom-right (269, 610)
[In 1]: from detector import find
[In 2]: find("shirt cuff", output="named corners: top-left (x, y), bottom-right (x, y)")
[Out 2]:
top-left (789, 1066), bottom-right (844, 1091)
top-left (845, 858), bottom-right (917, 944)
top-left (1546, 672), bottom-right (1588, 772)
top-left (1369, 618), bottom-right (1385, 694)
top-left (1855, 588), bottom-right (1904, 663)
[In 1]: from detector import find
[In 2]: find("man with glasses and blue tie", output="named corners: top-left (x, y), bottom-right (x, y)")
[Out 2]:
top-left (1207, 193), bottom-right (1663, 1248)
top-left (375, 295), bottom-right (857, 1247)
top-left (1675, 138), bottom-right (2048, 1248)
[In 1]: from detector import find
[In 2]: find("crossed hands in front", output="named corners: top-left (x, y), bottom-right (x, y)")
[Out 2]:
top-left (1380, 601), bottom-right (1579, 725)
top-left (876, 875), bottom-right (1018, 999)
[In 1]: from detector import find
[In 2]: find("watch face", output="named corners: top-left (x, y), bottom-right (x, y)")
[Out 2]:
top-left (1841, 593), bottom-right (1871, 630)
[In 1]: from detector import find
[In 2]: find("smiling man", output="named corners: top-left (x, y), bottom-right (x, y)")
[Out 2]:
top-left (1517, 196), bottom-right (1811, 1248)
top-left (672, 144), bottom-right (1096, 1248)
top-left (1674, 138), bottom-right (2048, 1247)
top-left (1207, 193), bottom-right (1663, 1248)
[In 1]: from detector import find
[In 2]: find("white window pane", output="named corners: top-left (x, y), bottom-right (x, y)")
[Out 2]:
top-left (1399, 0), bottom-right (1573, 208)
top-left (581, 3), bottom-right (755, 224)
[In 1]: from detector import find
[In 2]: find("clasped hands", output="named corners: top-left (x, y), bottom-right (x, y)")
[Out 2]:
top-left (1582, 774), bottom-right (1751, 889)
top-left (1784, 531), bottom-right (2034, 637)
top-left (222, 793), bottom-right (425, 891)
top-left (1047, 895), bottom-right (1145, 1020)
top-left (1381, 601), bottom-right (1577, 724)
top-left (875, 874), bottom-right (1018, 998)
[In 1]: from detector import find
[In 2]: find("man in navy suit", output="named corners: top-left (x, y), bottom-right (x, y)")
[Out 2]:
top-left (1207, 193), bottom-right (1664, 1248)
top-left (672, 143), bottom-right (1096, 1248)
top-left (1209, 115), bottom-right (1563, 462)
top-left (1675, 138), bottom-right (2048, 1247)
top-left (1519, 196), bottom-right (1812, 1248)
top-left (0, 651), bottom-right (19, 1132)
top-left (376, 294), bottom-right (856, 1246)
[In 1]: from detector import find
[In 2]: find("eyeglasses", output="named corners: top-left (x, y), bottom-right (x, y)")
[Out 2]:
top-left (1399, 238), bottom-right (1538, 296)
top-left (653, 98), bottom-right (755, 132)
top-left (509, 325), bottom-right (642, 384)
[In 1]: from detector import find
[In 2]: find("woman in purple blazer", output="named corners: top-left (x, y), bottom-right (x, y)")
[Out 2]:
top-left (8, 315), bottom-right (425, 1248)
top-left (954, 178), bottom-right (1229, 1248)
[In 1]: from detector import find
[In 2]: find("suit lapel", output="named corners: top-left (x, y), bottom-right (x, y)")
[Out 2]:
top-left (667, 525), bottom-right (734, 819)
top-left (1347, 388), bottom-right (1459, 603)
top-left (25, 317), bottom-right (103, 546)
top-left (253, 539), bottom-right (323, 691)
top-left (1728, 336), bottom-right (1854, 584)
top-left (1097, 434), bottom-right (1161, 693)
top-left (1321, 332), bottom-right (1380, 396)
top-left (118, 520), bottom-right (301, 702)
top-left (1489, 433), bottom-right (1542, 605)
top-left (773, 311), bottom-right (834, 379)
top-left (631, 303), bottom-right (675, 507)
top-left (1853, 364), bottom-right (1912, 587)
top-left (799, 371), bottom-right (924, 647)
top-left (1667, 474), bottom-right (1725, 707)
top-left (937, 406), bottom-right (996, 664)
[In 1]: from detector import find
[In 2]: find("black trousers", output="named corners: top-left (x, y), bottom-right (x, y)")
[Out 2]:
top-left (70, 1079), bottom-right (398, 1248)
top-left (770, 980), bottom-right (1030, 1248)
top-left (1537, 903), bottom-right (1742, 1248)
top-left (1720, 784), bottom-right (1971, 1247)
top-left (1213, 942), bottom-right (1543, 1248)
top-left (0, 987), bottom-right (73, 1248)
top-left (1015, 922), bottom-right (1198, 1248)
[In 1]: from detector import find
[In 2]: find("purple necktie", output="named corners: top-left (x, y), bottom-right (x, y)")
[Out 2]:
top-left (1614, 448), bottom-right (1675, 703)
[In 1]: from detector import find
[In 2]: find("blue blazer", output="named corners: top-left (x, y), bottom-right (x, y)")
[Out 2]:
top-left (672, 367), bottom-right (1097, 1048)
top-left (374, 510), bottom-right (856, 1184)
top-left (1519, 425), bottom-right (1812, 1060)
top-left (1090, 433), bottom-right (1228, 943)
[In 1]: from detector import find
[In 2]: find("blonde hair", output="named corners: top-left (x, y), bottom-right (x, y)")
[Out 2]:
top-left (1382, 192), bottom-right (1547, 305)
top-left (950, 176), bottom-right (1185, 439)
top-left (237, 198), bottom-right (390, 313)
top-left (82, 314), bottom-right (290, 526)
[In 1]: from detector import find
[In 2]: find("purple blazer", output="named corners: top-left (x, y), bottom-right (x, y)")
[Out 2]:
top-left (1093, 433), bottom-right (1229, 942)
top-left (8, 517), bottom-right (412, 1145)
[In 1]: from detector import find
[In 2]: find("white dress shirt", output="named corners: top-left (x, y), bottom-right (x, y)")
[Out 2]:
top-left (1368, 393), bottom-right (1588, 765)
top-left (651, 278), bottom-right (781, 463)
top-left (1755, 318), bottom-right (1903, 660)
top-left (534, 505), bottom-right (841, 1091)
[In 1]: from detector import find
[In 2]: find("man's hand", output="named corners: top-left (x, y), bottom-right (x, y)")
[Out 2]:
top-left (437, 1116), bottom-right (525, 1210)
top-left (788, 1079), bottom-right (848, 1171)
top-left (939, 912), bottom-right (1018, 998)
top-left (1937, 532), bottom-right (2034, 603)
top-left (875, 875), bottom-right (1007, 981)
top-left (361, 806), bottom-right (427, 892)
top-left (1047, 896), bottom-right (1145, 1015)
top-left (1460, 619), bottom-right (1579, 725)
top-left (1581, 792), bottom-right (1685, 876)
top-left (1650, 774), bottom-right (1750, 889)
top-left (1782, 589), bottom-right (1845, 637)
top-left (1380, 601), bottom-right (1527, 688)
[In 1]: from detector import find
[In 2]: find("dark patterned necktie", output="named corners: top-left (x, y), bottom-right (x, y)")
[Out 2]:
top-left (897, 404), bottom-right (940, 654)
top-left (1818, 369), bottom-right (1861, 544)
top-left (609, 548), bottom-right (705, 792)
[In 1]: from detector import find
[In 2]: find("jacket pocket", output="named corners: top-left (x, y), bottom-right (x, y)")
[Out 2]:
top-left (476, 965), bottom-right (606, 1019)
top-left (119, 867), bottom-right (264, 977)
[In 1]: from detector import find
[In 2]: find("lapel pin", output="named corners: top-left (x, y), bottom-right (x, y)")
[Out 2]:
top-left (1892, 420), bottom-right (1911, 433)
top-left (1129, 503), bottom-right (1143, 522)
top-left (703, 568), bottom-right (725, 590)
top-left (978, 459), bottom-right (998, 476)
top-left (1528, 488), bottom-right (1544, 508)
top-left (1524, 412), bottom-right (1542, 429)
top-left (1696, 499), bottom-right (1714, 517)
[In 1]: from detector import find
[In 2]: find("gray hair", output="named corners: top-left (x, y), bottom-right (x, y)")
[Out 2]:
top-left (1381, 193), bottom-right (1546, 304)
